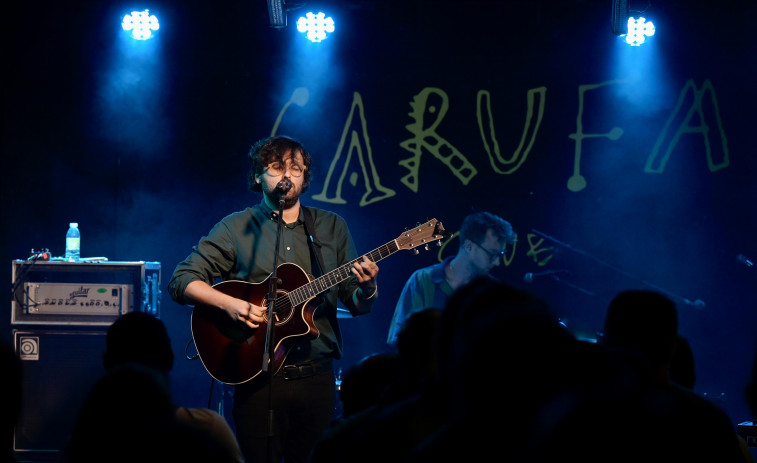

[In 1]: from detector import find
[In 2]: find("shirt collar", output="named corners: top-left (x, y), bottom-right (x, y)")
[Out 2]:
top-left (430, 256), bottom-right (454, 284)
top-left (256, 200), bottom-right (303, 227)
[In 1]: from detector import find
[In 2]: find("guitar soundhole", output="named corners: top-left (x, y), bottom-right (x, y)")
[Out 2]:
top-left (263, 289), bottom-right (294, 326)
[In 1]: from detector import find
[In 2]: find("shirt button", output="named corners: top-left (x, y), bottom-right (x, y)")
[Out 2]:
top-left (286, 246), bottom-right (291, 251)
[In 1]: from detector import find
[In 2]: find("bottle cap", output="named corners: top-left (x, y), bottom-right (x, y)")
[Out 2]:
top-left (70, 222), bottom-right (78, 227)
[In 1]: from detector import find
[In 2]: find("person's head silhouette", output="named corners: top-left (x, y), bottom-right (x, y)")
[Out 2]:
top-left (104, 311), bottom-right (174, 374)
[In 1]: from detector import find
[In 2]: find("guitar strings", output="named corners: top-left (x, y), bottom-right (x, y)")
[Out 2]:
top-left (282, 241), bottom-right (399, 310)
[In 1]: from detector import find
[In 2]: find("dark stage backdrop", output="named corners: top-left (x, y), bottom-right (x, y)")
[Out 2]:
top-left (4, 0), bottom-right (757, 429)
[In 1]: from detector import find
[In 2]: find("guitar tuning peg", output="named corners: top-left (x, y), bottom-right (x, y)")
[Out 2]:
top-left (436, 240), bottom-right (442, 247)
top-left (424, 244), bottom-right (429, 251)
top-left (413, 249), bottom-right (419, 255)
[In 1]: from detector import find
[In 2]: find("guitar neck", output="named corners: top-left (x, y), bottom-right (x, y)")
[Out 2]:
top-left (288, 239), bottom-right (400, 305)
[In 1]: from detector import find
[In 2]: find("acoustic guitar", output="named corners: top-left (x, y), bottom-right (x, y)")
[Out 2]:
top-left (191, 218), bottom-right (448, 384)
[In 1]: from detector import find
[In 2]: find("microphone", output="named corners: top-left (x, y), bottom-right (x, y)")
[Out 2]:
top-left (275, 179), bottom-right (292, 194)
top-left (523, 269), bottom-right (569, 283)
top-left (737, 254), bottom-right (754, 268)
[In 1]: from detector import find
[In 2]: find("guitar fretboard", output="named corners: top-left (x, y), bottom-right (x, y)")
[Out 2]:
top-left (287, 239), bottom-right (400, 306)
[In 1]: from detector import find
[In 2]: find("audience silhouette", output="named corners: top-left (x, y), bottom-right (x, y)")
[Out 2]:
top-left (408, 277), bottom-right (583, 462)
top-left (309, 308), bottom-right (443, 463)
top-left (308, 352), bottom-right (399, 462)
top-left (55, 283), bottom-right (755, 463)
top-left (64, 362), bottom-right (192, 462)
top-left (100, 311), bottom-right (243, 461)
top-left (312, 278), bottom-right (583, 462)
top-left (338, 352), bottom-right (400, 419)
top-left (530, 289), bottom-right (750, 463)
top-left (62, 311), bottom-right (244, 463)
top-left (669, 333), bottom-right (696, 390)
top-left (390, 307), bottom-right (442, 403)
top-left (313, 281), bottom-right (754, 463)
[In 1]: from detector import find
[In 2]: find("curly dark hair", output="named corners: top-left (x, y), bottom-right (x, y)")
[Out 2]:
top-left (247, 136), bottom-right (312, 193)
top-left (459, 211), bottom-right (516, 247)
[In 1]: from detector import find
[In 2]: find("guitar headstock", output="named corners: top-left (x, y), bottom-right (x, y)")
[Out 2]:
top-left (396, 219), bottom-right (450, 252)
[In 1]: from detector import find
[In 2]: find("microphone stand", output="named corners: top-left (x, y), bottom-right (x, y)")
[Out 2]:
top-left (530, 228), bottom-right (705, 309)
top-left (263, 188), bottom-right (287, 463)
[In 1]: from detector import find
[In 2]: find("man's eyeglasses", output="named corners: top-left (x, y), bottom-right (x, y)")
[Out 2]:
top-left (472, 241), bottom-right (506, 262)
top-left (264, 162), bottom-right (304, 178)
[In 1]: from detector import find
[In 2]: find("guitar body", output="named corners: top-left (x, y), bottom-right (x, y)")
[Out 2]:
top-left (190, 262), bottom-right (319, 385)
top-left (189, 218), bottom-right (448, 385)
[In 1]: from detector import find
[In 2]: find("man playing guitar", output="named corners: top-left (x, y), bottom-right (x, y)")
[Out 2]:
top-left (168, 135), bottom-right (379, 463)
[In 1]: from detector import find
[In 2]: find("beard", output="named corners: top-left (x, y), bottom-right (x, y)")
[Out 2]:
top-left (264, 181), bottom-right (301, 209)
top-left (280, 189), bottom-right (300, 209)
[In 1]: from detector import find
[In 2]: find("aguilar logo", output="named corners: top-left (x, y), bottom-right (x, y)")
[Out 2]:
top-left (69, 286), bottom-right (90, 299)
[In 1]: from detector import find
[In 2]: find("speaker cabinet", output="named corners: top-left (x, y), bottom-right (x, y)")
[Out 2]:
top-left (13, 328), bottom-right (107, 456)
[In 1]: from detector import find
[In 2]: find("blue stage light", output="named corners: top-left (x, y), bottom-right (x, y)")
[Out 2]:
top-left (122, 10), bottom-right (160, 40)
top-left (625, 16), bottom-right (655, 46)
top-left (296, 12), bottom-right (335, 42)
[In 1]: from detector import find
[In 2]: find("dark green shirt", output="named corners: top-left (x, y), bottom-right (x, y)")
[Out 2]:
top-left (168, 201), bottom-right (367, 362)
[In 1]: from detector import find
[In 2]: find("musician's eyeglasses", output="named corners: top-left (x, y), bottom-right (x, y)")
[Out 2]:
top-left (264, 161), bottom-right (304, 178)
top-left (472, 241), bottom-right (506, 262)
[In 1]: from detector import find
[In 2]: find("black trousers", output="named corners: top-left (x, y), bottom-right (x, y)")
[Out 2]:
top-left (233, 363), bottom-right (336, 463)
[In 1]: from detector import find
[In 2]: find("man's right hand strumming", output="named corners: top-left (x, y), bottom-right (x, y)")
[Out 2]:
top-left (184, 280), bottom-right (266, 329)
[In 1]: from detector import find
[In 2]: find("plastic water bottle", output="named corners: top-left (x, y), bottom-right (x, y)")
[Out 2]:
top-left (65, 222), bottom-right (80, 262)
